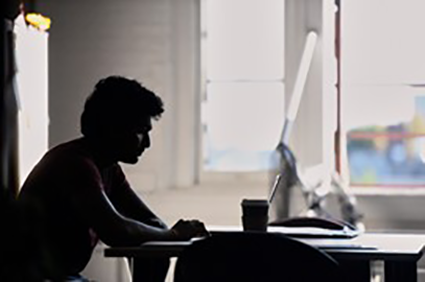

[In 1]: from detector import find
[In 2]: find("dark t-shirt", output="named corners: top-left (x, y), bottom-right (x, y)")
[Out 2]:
top-left (18, 138), bottom-right (130, 278)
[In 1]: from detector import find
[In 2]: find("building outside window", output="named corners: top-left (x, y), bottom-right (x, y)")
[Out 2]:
top-left (341, 0), bottom-right (425, 188)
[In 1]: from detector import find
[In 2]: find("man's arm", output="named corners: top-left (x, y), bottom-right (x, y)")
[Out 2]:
top-left (64, 158), bottom-right (172, 246)
top-left (107, 165), bottom-right (167, 229)
top-left (109, 177), bottom-right (167, 229)
top-left (65, 159), bottom-right (208, 246)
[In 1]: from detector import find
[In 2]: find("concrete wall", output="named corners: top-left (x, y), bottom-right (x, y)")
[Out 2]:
top-left (39, 0), bottom-right (199, 192)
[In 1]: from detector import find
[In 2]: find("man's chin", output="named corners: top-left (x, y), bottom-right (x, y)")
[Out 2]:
top-left (120, 155), bottom-right (140, 164)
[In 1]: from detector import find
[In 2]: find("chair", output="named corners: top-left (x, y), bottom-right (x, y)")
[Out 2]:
top-left (0, 194), bottom-right (51, 282)
top-left (0, 192), bottom-right (40, 282)
top-left (174, 231), bottom-right (343, 282)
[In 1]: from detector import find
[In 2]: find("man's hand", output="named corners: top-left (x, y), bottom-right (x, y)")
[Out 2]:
top-left (169, 219), bottom-right (210, 241)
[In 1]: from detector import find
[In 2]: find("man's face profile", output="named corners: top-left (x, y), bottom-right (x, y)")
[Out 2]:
top-left (81, 76), bottom-right (164, 164)
top-left (110, 116), bottom-right (152, 164)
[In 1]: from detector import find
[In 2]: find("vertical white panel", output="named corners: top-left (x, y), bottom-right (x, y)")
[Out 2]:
top-left (15, 16), bottom-right (49, 185)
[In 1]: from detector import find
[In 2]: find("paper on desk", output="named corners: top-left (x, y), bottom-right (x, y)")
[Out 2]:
top-left (143, 237), bottom-right (204, 246)
top-left (267, 226), bottom-right (360, 238)
top-left (209, 225), bottom-right (360, 239)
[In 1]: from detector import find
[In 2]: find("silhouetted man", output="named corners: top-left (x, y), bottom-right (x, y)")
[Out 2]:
top-left (18, 76), bottom-right (208, 281)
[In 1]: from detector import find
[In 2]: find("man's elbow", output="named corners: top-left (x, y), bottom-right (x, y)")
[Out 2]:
top-left (99, 231), bottom-right (142, 247)
top-left (94, 223), bottom-right (142, 247)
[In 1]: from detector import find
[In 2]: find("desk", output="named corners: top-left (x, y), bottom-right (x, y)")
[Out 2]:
top-left (304, 233), bottom-right (425, 282)
top-left (105, 231), bottom-right (425, 282)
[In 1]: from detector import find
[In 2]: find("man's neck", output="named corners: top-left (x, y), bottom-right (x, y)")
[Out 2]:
top-left (81, 137), bottom-right (117, 169)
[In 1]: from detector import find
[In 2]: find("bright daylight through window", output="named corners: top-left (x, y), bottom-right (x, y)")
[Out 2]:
top-left (201, 0), bottom-right (285, 172)
top-left (341, 0), bottom-right (425, 187)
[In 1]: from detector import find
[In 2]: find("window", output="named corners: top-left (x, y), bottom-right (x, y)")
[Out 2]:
top-left (200, 0), bottom-right (285, 172)
top-left (341, 0), bottom-right (425, 187)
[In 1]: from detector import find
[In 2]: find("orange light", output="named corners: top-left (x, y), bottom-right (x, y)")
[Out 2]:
top-left (25, 13), bottom-right (51, 31)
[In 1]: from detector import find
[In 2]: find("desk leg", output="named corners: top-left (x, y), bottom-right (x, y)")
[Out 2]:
top-left (130, 257), bottom-right (170, 282)
top-left (338, 260), bottom-right (370, 282)
top-left (385, 261), bottom-right (417, 282)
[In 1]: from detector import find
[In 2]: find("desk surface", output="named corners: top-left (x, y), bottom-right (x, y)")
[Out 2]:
top-left (304, 233), bottom-right (425, 261)
top-left (104, 227), bottom-right (425, 262)
top-left (104, 228), bottom-right (425, 282)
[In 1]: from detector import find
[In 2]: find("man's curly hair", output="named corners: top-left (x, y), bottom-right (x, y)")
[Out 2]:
top-left (81, 76), bottom-right (164, 138)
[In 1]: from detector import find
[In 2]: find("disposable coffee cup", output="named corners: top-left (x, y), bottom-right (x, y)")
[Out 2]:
top-left (241, 199), bottom-right (269, 231)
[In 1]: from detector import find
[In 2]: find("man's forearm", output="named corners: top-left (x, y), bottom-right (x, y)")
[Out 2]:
top-left (101, 216), bottom-right (174, 247)
top-left (143, 215), bottom-right (168, 228)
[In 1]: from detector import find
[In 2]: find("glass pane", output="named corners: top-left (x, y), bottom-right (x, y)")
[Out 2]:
top-left (342, 0), bottom-right (425, 84)
top-left (343, 86), bottom-right (425, 186)
top-left (205, 0), bottom-right (284, 80)
top-left (202, 82), bottom-right (284, 171)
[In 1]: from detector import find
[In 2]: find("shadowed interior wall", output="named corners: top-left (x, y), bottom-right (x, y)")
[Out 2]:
top-left (39, 0), bottom-right (199, 191)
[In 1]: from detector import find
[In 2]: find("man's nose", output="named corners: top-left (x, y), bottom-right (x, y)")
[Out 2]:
top-left (144, 135), bottom-right (150, 148)
top-left (138, 133), bottom-right (150, 148)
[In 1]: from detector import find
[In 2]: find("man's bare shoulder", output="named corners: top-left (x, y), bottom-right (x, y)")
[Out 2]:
top-left (22, 139), bottom-right (97, 186)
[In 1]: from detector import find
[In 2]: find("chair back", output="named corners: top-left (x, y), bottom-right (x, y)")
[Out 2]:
top-left (174, 231), bottom-right (342, 282)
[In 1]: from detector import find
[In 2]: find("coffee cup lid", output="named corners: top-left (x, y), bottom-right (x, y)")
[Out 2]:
top-left (241, 199), bottom-right (269, 205)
